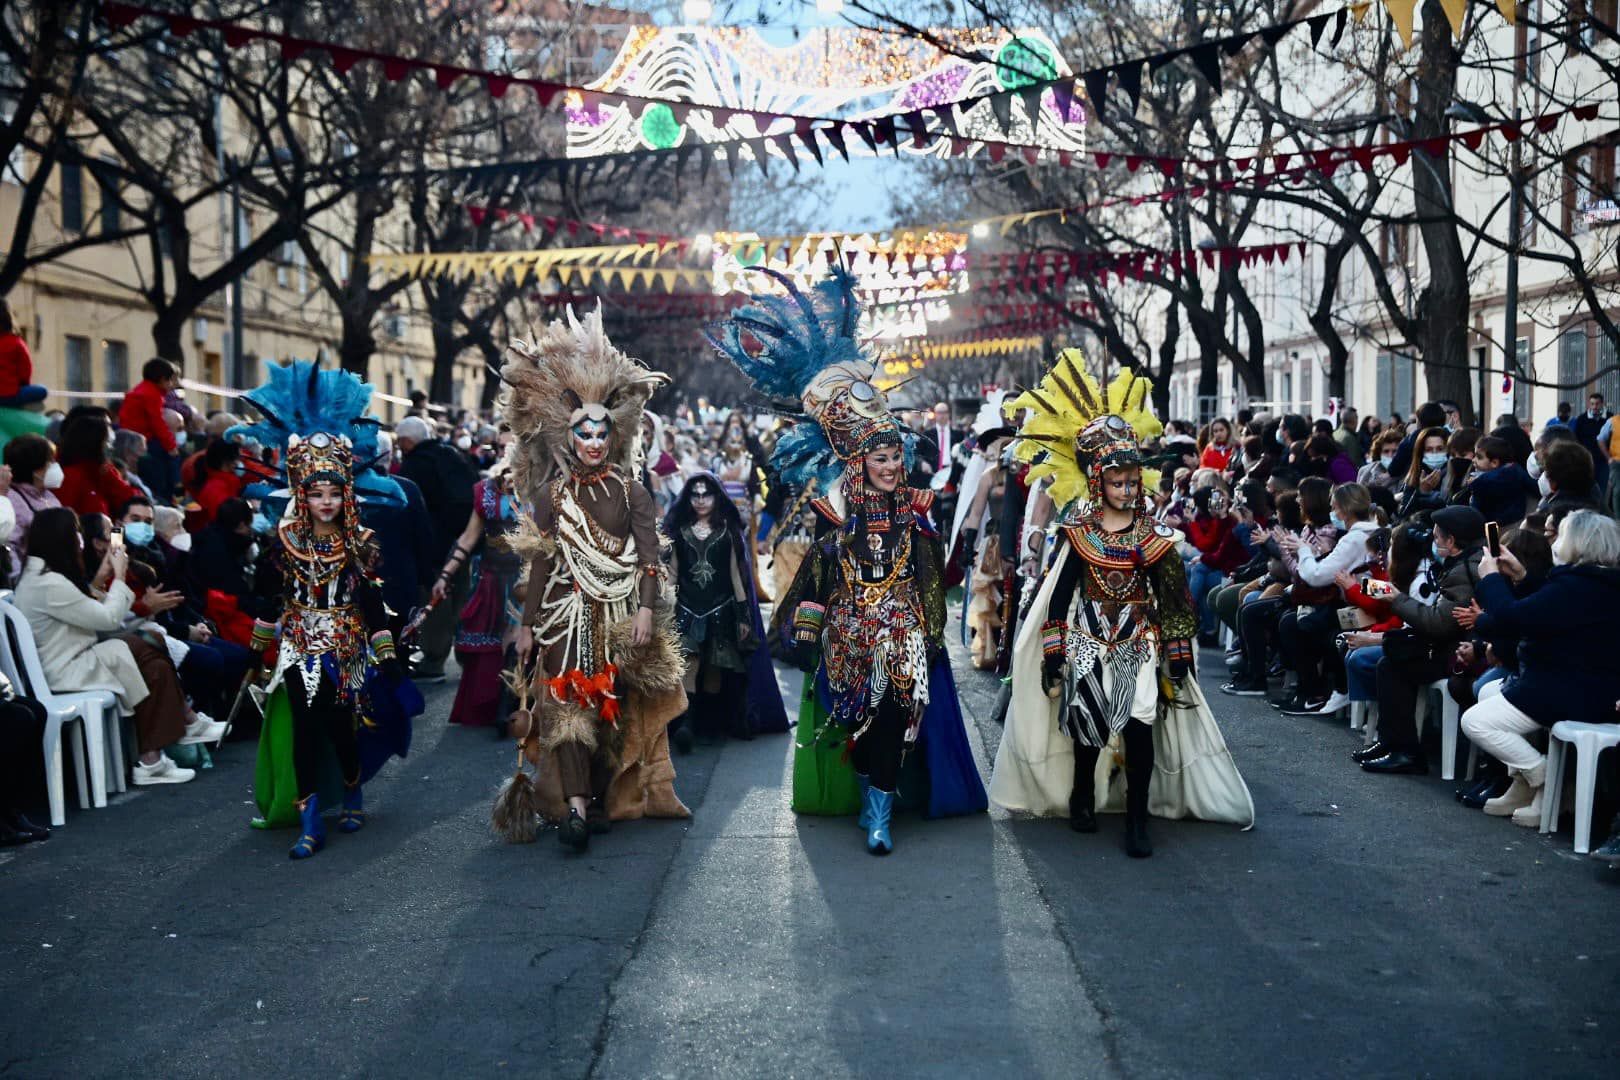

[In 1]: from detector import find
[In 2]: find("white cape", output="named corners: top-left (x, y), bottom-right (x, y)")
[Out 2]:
top-left (990, 544), bottom-right (1256, 828)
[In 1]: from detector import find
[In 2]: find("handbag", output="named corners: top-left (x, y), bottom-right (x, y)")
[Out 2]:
top-left (1284, 581), bottom-right (1339, 607)
top-left (1382, 627), bottom-right (1436, 664)
top-left (1337, 606), bottom-right (1376, 630)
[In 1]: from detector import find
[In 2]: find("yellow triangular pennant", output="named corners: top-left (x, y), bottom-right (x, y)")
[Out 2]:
top-left (1439, 0), bottom-right (1466, 37)
top-left (1383, 0), bottom-right (1417, 46)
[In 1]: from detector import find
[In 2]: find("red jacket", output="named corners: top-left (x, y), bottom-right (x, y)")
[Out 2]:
top-left (1200, 443), bottom-right (1235, 471)
top-left (194, 470), bottom-right (245, 526)
top-left (120, 379), bottom-right (176, 452)
top-left (1343, 570), bottom-right (1403, 634)
top-left (0, 333), bottom-right (32, 398)
top-left (56, 461), bottom-right (138, 518)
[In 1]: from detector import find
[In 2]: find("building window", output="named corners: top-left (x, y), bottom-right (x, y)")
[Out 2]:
top-left (1281, 371), bottom-right (1293, 411)
top-left (1375, 352), bottom-right (1392, 419)
top-left (60, 162), bottom-right (84, 232)
top-left (1393, 353), bottom-right (1415, 421)
top-left (1559, 327), bottom-right (1590, 394)
top-left (97, 159), bottom-right (120, 235)
top-left (102, 339), bottom-right (129, 396)
top-left (1597, 331), bottom-right (1619, 407)
top-left (64, 335), bottom-right (91, 392)
top-left (1514, 336), bottom-right (1533, 420)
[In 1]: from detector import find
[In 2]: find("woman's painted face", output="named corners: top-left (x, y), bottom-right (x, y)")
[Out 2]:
top-left (306, 480), bottom-right (343, 524)
top-left (572, 419), bottom-right (610, 467)
top-left (865, 445), bottom-right (904, 492)
top-left (1101, 466), bottom-right (1142, 512)
top-left (690, 485), bottom-right (716, 516)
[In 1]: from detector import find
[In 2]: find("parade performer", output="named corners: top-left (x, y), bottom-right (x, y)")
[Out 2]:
top-left (248, 433), bottom-right (419, 859)
top-left (664, 472), bottom-right (789, 748)
top-left (502, 307), bottom-right (690, 853)
top-left (993, 351), bottom-right (1253, 857)
top-left (438, 466), bottom-right (528, 730)
top-left (712, 267), bottom-right (986, 856)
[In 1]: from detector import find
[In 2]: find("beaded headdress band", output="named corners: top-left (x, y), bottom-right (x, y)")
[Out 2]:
top-left (285, 431), bottom-right (353, 488)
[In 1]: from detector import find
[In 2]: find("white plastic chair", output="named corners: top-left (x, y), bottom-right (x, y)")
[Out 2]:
top-left (0, 601), bottom-right (122, 823)
top-left (1540, 721), bottom-right (1620, 855)
top-left (1416, 678), bottom-right (1477, 782)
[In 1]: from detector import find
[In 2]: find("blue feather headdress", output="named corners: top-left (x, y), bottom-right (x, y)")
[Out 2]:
top-left (225, 359), bottom-right (405, 511)
top-left (708, 267), bottom-right (912, 494)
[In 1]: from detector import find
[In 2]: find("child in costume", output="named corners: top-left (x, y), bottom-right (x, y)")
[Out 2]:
top-left (992, 351), bottom-right (1253, 857)
top-left (713, 267), bottom-right (986, 856)
top-left (503, 308), bottom-right (691, 853)
top-left (664, 472), bottom-right (789, 749)
top-left (249, 431), bottom-right (418, 859)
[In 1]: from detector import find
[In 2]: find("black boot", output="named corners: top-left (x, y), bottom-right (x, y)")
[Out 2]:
top-left (1070, 742), bottom-right (1099, 833)
top-left (1123, 719), bottom-right (1154, 859)
top-left (559, 808), bottom-right (589, 852)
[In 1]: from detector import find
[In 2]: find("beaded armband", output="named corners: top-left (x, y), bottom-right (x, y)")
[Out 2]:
top-left (370, 630), bottom-right (397, 662)
top-left (1164, 637), bottom-right (1194, 672)
top-left (249, 618), bottom-right (278, 653)
top-left (1041, 619), bottom-right (1068, 661)
top-left (793, 602), bottom-right (826, 644)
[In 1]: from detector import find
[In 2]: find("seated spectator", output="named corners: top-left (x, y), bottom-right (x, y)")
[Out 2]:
top-left (0, 669), bottom-right (51, 844)
top-left (1360, 506), bottom-right (1486, 775)
top-left (1339, 524), bottom-right (1426, 719)
top-left (192, 438), bottom-right (245, 527)
top-left (1275, 482), bottom-right (1380, 715)
top-left (1357, 414), bottom-right (1384, 457)
top-left (3, 432), bottom-right (61, 578)
top-left (0, 299), bottom-right (46, 409)
top-left (1537, 438), bottom-right (1601, 517)
top-left (1199, 417), bottom-right (1236, 471)
top-left (1185, 485), bottom-right (1244, 645)
top-left (122, 359), bottom-right (182, 504)
top-left (112, 429), bottom-right (152, 500)
top-left (153, 504), bottom-right (191, 553)
top-left (1394, 426), bottom-right (1451, 518)
top-left (185, 496), bottom-right (264, 625)
top-left (12, 508), bottom-right (220, 785)
top-left (1490, 413), bottom-right (1534, 468)
top-left (1460, 511), bottom-right (1620, 827)
top-left (54, 406), bottom-right (137, 519)
top-left (1222, 490), bottom-right (1315, 695)
top-left (1443, 427), bottom-right (1480, 498)
top-left (1356, 429), bottom-right (1403, 490)
top-left (1306, 434), bottom-right (1358, 484)
top-left (1390, 401), bottom-right (1449, 479)
top-left (1451, 435), bottom-right (1537, 525)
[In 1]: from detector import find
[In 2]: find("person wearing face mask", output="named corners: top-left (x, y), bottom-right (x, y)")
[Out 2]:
top-left (3, 433), bottom-right (63, 579)
top-left (721, 269), bottom-right (986, 857)
top-left (191, 437), bottom-right (246, 527)
top-left (54, 407), bottom-right (137, 519)
top-left (185, 497), bottom-right (268, 630)
top-left (1359, 507), bottom-right (1485, 775)
top-left (1388, 401), bottom-right (1448, 479)
top-left (1356, 429), bottom-right (1403, 490)
top-left (1394, 425), bottom-right (1452, 518)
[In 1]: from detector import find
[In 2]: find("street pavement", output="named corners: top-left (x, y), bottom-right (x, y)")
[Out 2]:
top-left (3, 631), bottom-right (1618, 1078)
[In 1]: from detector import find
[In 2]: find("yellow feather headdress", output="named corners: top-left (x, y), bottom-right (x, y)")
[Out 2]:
top-left (1009, 348), bottom-right (1163, 510)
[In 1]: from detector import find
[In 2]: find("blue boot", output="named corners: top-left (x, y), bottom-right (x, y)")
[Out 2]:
top-left (338, 783), bottom-right (365, 834)
top-left (863, 787), bottom-right (894, 856)
top-left (856, 773), bottom-right (872, 830)
top-left (289, 795), bottom-right (325, 860)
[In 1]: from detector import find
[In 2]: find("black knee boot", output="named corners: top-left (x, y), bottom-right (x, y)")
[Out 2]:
top-left (1070, 741), bottom-right (1099, 833)
top-left (1122, 719), bottom-right (1154, 858)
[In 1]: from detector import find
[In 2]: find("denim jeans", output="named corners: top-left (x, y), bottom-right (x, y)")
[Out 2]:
top-left (1472, 666), bottom-right (1508, 700)
top-left (1187, 562), bottom-right (1226, 636)
top-left (1345, 645), bottom-right (1384, 702)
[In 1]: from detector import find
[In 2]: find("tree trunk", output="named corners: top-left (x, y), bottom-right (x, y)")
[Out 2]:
top-left (152, 311), bottom-right (186, 368)
top-left (1410, 0), bottom-right (1476, 426)
top-left (338, 318), bottom-right (374, 378)
top-left (1152, 303), bottom-right (1181, 419)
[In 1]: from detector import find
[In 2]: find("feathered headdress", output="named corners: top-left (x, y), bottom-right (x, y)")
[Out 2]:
top-left (225, 359), bottom-right (404, 512)
top-left (709, 267), bottom-right (910, 504)
top-left (497, 305), bottom-right (666, 505)
top-left (1009, 349), bottom-right (1163, 511)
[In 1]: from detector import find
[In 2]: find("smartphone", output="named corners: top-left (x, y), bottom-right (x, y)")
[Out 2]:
top-left (1360, 577), bottom-right (1398, 600)
top-left (109, 528), bottom-right (124, 550)
top-left (1485, 520), bottom-right (1501, 557)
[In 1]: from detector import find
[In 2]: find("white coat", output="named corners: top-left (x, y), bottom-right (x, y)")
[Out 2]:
top-left (12, 557), bottom-right (148, 711)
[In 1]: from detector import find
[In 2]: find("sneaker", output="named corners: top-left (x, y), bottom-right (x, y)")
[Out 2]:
top-left (179, 715), bottom-right (228, 745)
top-left (132, 754), bottom-right (195, 785)
top-left (1590, 830), bottom-right (1620, 863)
top-left (1221, 681), bottom-right (1268, 696)
top-left (1282, 697), bottom-right (1330, 716)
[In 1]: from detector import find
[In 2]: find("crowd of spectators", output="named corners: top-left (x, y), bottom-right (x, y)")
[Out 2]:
top-left (1166, 398), bottom-right (1620, 861)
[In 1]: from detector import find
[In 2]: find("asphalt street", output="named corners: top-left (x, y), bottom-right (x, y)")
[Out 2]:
top-left (3, 628), bottom-right (1618, 1079)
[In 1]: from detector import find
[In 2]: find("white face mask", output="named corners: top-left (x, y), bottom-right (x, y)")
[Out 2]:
top-left (169, 533), bottom-right (192, 553)
top-left (1537, 472), bottom-right (1553, 498)
top-left (455, 435), bottom-right (473, 451)
top-left (42, 462), bottom-right (65, 489)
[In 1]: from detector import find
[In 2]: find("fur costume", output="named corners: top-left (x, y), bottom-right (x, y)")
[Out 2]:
top-left (498, 306), bottom-right (690, 832)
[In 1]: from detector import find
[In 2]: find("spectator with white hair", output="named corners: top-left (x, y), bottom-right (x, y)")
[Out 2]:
top-left (394, 414), bottom-right (478, 682)
top-left (1458, 510), bottom-right (1620, 828)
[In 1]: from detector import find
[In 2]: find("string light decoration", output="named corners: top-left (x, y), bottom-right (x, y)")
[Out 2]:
top-left (568, 25), bottom-right (1085, 159)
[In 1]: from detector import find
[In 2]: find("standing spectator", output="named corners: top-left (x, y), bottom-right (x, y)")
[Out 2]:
top-left (191, 438), bottom-right (245, 527)
top-left (3, 433), bottom-right (62, 576)
top-left (1571, 392), bottom-right (1608, 491)
top-left (1439, 400), bottom-right (1463, 432)
top-left (54, 407), bottom-right (137, 519)
top-left (1596, 408), bottom-right (1620, 517)
top-left (121, 359), bottom-right (182, 503)
top-left (1543, 402), bottom-right (1573, 431)
top-left (1490, 413), bottom-right (1534, 468)
top-left (1199, 417), bottom-right (1236, 471)
top-left (1332, 407), bottom-right (1364, 465)
top-left (0, 299), bottom-right (46, 408)
top-left (1360, 506), bottom-right (1486, 775)
top-left (395, 414), bottom-right (478, 682)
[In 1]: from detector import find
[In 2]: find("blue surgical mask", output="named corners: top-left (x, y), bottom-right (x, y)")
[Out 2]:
top-left (1431, 540), bottom-right (1447, 562)
top-left (1330, 513), bottom-right (1346, 530)
top-left (251, 511), bottom-right (273, 535)
top-left (122, 521), bottom-right (154, 547)
top-left (1422, 452), bottom-right (1448, 470)
top-left (1380, 454), bottom-right (1394, 469)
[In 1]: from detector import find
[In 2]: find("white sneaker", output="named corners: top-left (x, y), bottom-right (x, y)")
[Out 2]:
top-left (132, 754), bottom-right (196, 785)
top-left (1316, 691), bottom-right (1350, 716)
top-left (179, 715), bottom-right (228, 745)
top-left (1484, 774), bottom-right (1534, 816)
top-left (1511, 786), bottom-right (1545, 828)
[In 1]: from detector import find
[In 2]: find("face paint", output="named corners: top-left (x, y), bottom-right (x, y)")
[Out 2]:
top-left (865, 445), bottom-right (904, 493)
top-left (572, 419), bottom-right (611, 468)
top-left (305, 481), bottom-right (344, 525)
